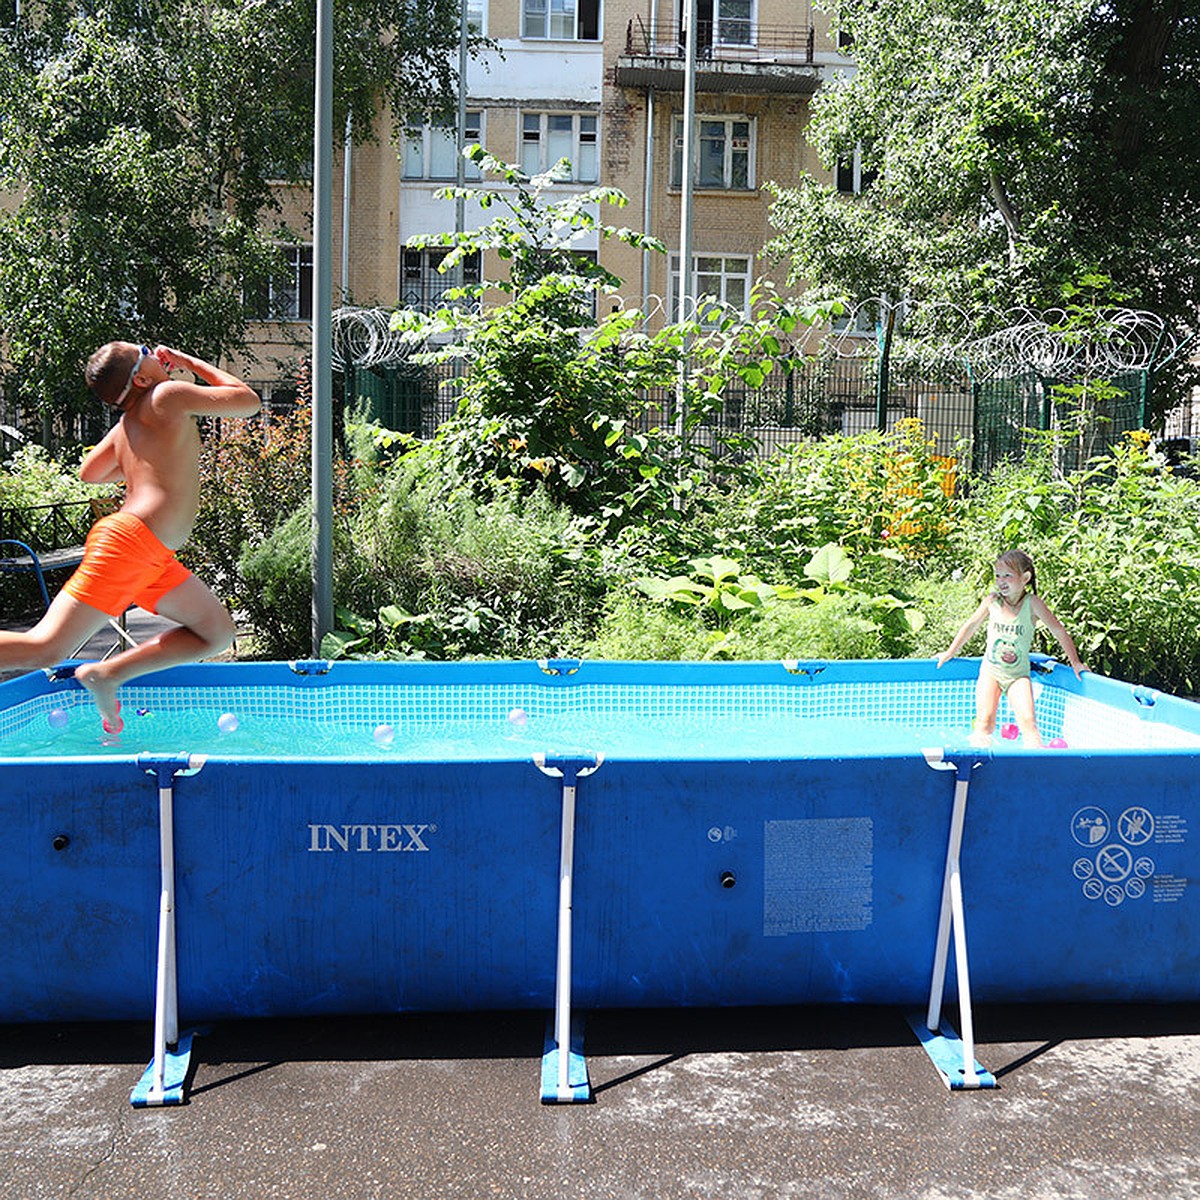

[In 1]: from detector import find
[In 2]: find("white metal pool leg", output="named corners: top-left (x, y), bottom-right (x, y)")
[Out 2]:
top-left (131, 754), bottom-right (207, 1108)
top-left (908, 750), bottom-right (996, 1090)
top-left (534, 753), bottom-right (603, 1104)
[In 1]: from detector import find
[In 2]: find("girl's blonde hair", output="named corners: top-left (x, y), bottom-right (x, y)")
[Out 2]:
top-left (994, 549), bottom-right (1037, 596)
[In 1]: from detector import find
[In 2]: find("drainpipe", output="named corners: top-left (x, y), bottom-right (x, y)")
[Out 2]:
top-left (456, 0), bottom-right (469, 290)
top-left (675, 0), bottom-right (698, 470)
top-left (641, 90), bottom-right (655, 315)
top-left (311, 0), bottom-right (334, 653)
top-left (641, 0), bottom-right (659, 314)
top-left (341, 111), bottom-right (352, 304)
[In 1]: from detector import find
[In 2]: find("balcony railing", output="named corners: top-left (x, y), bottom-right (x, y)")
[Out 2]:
top-left (623, 18), bottom-right (816, 66)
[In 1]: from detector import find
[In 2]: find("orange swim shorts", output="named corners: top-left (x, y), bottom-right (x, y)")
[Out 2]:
top-left (62, 512), bottom-right (192, 617)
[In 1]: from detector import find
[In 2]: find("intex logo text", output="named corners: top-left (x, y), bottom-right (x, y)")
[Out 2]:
top-left (307, 823), bottom-right (435, 852)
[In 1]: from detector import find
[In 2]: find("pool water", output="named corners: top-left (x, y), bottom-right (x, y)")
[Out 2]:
top-left (0, 678), bottom-right (1084, 760)
top-left (1, 705), bottom-right (987, 760)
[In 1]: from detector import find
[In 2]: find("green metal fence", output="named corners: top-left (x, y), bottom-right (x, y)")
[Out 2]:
top-left (349, 354), bottom-right (1150, 476)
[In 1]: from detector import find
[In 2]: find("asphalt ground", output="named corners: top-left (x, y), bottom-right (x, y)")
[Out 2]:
top-left (1, 1003), bottom-right (1198, 1200)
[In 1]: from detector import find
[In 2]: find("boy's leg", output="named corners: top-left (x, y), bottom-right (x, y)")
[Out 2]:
top-left (1005, 677), bottom-right (1043, 747)
top-left (74, 577), bottom-right (237, 727)
top-left (0, 590), bottom-right (111, 672)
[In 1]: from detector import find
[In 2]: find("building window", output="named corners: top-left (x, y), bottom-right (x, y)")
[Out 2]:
top-left (671, 116), bottom-right (753, 190)
top-left (836, 144), bottom-right (877, 194)
top-left (401, 248), bottom-right (482, 313)
top-left (831, 298), bottom-right (881, 337)
top-left (403, 112), bottom-right (483, 181)
top-left (668, 253), bottom-right (751, 323)
top-left (249, 245), bottom-right (313, 321)
top-left (520, 112), bottom-right (598, 182)
top-left (521, 0), bottom-right (600, 41)
top-left (691, 0), bottom-right (753, 48)
top-left (466, 0), bottom-right (486, 34)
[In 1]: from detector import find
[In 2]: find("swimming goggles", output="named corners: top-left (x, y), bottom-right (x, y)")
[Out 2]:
top-left (112, 345), bottom-right (152, 409)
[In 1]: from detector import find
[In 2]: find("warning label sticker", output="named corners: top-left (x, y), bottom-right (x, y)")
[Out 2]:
top-left (1069, 805), bottom-right (1188, 906)
top-left (763, 817), bottom-right (873, 936)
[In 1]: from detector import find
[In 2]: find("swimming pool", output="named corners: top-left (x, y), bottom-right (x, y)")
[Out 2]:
top-left (2, 656), bottom-right (1196, 1099)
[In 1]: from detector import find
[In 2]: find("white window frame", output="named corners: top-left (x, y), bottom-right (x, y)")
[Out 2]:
top-left (671, 114), bottom-right (754, 190)
top-left (703, 0), bottom-right (755, 47)
top-left (836, 144), bottom-right (876, 194)
top-left (403, 112), bottom-right (484, 181)
top-left (831, 298), bottom-right (882, 338)
top-left (401, 247), bottom-right (482, 313)
top-left (519, 112), bottom-right (599, 182)
top-left (466, 0), bottom-right (486, 34)
top-left (521, 0), bottom-right (601, 41)
top-left (668, 253), bottom-right (752, 324)
top-left (250, 244), bottom-right (313, 322)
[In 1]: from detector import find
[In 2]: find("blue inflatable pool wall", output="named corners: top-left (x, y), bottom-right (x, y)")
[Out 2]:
top-left (2, 655), bottom-right (1195, 1029)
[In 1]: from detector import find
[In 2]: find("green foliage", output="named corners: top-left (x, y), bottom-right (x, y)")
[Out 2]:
top-left (622, 542), bottom-right (924, 661)
top-left (237, 508), bottom-right (316, 656)
top-left (392, 151), bottom-right (836, 533)
top-left (709, 419), bottom-right (958, 578)
top-left (769, 0), bottom-right (1200, 364)
top-left (0, 0), bottom-right (470, 428)
top-left (323, 456), bottom-right (604, 661)
top-left (187, 394), bottom-right (315, 622)
top-left (0, 444), bottom-right (114, 613)
top-left (0, 444), bottom-right (109, 509)
top-left (634, 556), bottom-right (800, 626)
top-left (582, 593), bottom-right (717, 661)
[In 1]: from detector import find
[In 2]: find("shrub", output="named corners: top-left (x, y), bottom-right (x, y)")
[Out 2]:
top-left (707, 420), bottom-right (959, 582)
top-left (327, 463), bottom-right (606, 660)
top-left (952, 431), bottom-right (1200, 691)
top-left (0, 444), bottom-right (108, 509)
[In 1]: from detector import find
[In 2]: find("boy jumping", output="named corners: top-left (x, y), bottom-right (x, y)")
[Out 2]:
top-left (0, 342), bottom-right (260, 730)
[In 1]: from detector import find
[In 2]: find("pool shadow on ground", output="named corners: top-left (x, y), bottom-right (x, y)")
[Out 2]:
top-left (3, 1002), bottom-right (1196, 1098)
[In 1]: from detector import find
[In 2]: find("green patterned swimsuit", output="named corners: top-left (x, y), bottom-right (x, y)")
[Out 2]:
top-left (984, 593), bottom-right (1035, 691)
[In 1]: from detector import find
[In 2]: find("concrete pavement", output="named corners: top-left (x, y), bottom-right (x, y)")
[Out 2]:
top-left (1, 1003), bottom-right (1197, 1199)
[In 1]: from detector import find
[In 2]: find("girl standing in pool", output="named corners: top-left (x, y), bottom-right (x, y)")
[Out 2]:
top-left (936, 549), bottom-right (1085, 747)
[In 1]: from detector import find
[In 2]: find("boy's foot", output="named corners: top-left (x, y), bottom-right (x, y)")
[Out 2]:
top-left (75, 663), bottom-right (123, 732)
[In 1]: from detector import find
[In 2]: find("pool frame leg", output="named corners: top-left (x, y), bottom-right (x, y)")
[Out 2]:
top-left (130, 754), bottom-right (207, 1108)
top-left (533, 754), bottom-right (603, 1104)
top-left (910, 751), bottom-right (996, 1091)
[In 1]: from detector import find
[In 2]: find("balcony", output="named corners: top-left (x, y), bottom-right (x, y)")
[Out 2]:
top-left (614, 19), bottom-right (822, 95)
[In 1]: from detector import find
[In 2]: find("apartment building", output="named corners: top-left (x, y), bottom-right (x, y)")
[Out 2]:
top-left (244, 0), bottom-right (854, 396)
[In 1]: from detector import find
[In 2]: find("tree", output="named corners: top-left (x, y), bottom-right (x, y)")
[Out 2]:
top-left (392, 149), bottom-right (835, 529)
top-left (0, 0), bottom-right (472, 433)
top-left (765, 0), bottom-right (1200, 352)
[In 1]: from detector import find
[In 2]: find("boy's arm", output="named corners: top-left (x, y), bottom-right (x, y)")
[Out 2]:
top-left (1032, 596), bottom-right (1086, 677)
top-left (936, 601), bottom-right (989, 667)
top-left (154, 346), bottom-right (261, 419)
top-left (79, 425), bottom-right (124, 484)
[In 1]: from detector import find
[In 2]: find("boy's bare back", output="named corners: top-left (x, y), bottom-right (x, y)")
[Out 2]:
top-left (81, 343), bottom-right (260, 548)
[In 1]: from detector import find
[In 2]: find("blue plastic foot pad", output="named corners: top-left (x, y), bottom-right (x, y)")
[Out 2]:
top-left (906, 1011), bottom-right (997, 1090)
top-left (130, 1031), bottom-right (196, 1108)
top-left (540, 1017), bottom-right (591, 1104)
